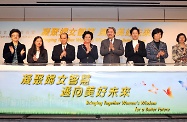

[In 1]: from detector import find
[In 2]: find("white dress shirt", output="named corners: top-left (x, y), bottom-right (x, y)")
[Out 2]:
top-left (36, 51), bottom-right (40, 59)
top-left (62, 44), bottom-right (67, 51)
top-left (109, 38), bottom-right (114, 44)
top-left (132, 40), bottom-right (138, 48)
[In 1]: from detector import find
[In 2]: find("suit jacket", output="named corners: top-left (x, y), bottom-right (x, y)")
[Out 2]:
top-left (27, 48), bottom-right (48, 63)
top-left (125, 40), bottom-right (147, 64)
top-left (77, 44), bottom-right (98, 63)
top-left (52, 43), bottom-right (75, 63)
top-left (146, 41), bottom-right (168, 63)
top-left (3, 41), bottom-right (26, 63)
top-left (100, 38), bottom-right (124, 63)
top-left (172, 44), bottom-right (187, 63)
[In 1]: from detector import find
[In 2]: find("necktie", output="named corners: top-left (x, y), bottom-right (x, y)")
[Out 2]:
top-left (110, 39), bottom-right (112, 42)
top-left (63, 46), bottom-right (66, 51)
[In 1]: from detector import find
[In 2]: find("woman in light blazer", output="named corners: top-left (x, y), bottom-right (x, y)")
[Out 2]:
top-left (172, 33), bottom-right (187, 64)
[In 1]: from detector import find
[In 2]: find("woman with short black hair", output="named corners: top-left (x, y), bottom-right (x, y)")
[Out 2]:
top-left (77, 31), bottom-right (98, 63)
top-left (146, 28), bottom-right (168, 64)
top-left (3, 29), bottom-right (26, 64)
top-left (125, 27), bottom-right (147, 65)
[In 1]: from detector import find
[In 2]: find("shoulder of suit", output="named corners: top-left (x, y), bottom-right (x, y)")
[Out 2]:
top-left (138, 40), bottom-right (144, 43)
top-left (4, 43), bottom-right (9, 46)
top-left (41, 49), bottom-right (47, 54)
top-left (146, 42), bottom-right (151, 47)
top-left (44, 48), bottom-right (47, 52)
top-left (139, 41), bottom-right (145, 45)
top-left (115, 38), bottom-right (122, 41)
top-left (20, 44), bottom-right (26, 47)
top-left (77, 44), bottom-right (83, 49)
top-left (54, 44), bottom-right (61, 47)
top-left (17, 41), bottom-right (25, 46)
top-left (91, 44), bottom-right (97, 47)
top-left (147, 41), bottom-right (153, 45)
top-left (5, 42), bottom-right (10, 44)
top-left (67, 43), bottom-right (75, 48)
top-left (172, 44), bottom-right (178, 48)
top-left (28, 48), bottom-right (31, 52)
top-left (126, 41), bottom-right (131, 44)
top-left (101, 39), bottom-right (108, 42)
top-left (160, 41), bottom-right (167, 45)
top-left (4, 42), bottom-right (12, 46)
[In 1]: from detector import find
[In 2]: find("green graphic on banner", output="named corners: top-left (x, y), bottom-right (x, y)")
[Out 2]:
top-left (0, 70), bottom-right (187, 114)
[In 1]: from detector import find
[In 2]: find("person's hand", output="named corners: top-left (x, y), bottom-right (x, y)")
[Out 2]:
top-left (183, 48), bottom-right (186, 55)
top-left (159, 50), bottom-right (165, 56)
top-left (156, 52), bottom-right (161, 58)
top-left (20, 49), bottom-right (25, 56)
top-left (85, 44), bottom-right (91, 54)
top-left (181, 57), bottom-right (187, 63)
top-left (109, 42), bottom-right (114, 51)
top-left (33, 55), bottom-right (38, 61)
top-left (60, 51), bottom-right (66, 59)
top-left (134, 43), bottom-right (139, 52)
top-left (9, 46), bottom-right (14, 54)
top-left (63, 50), bottom-right (66, 57)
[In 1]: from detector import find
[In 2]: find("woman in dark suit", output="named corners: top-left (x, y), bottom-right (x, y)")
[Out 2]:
top-left (27, 36), bottom-right (48, 64)
top-left (146, 28), bottom-right (168, 65)
top-left (125, 27), bottom-right (147, 65)
top-left (3, 29), bottom-right (26, 64)
top-left (77, 31), bottom-right (98, 63)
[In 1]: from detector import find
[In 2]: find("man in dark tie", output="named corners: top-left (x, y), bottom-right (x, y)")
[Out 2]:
top-left (52, 33), bottom-right (75, 64)
top-left (100, 27), bottom-right (124, 63)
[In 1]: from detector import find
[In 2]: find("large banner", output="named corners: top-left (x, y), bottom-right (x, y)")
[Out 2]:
top-left (1, 22), bottom-right (187, 63)
top-left (0, 69), bottom-right (187, 114)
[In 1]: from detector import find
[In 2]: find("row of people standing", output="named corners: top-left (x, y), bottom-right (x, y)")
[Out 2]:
top-left (3, 28), bottom-right (187, 64)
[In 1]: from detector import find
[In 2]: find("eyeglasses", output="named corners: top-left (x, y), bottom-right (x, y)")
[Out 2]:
top-left (11, 35), bottom-right (19, 37)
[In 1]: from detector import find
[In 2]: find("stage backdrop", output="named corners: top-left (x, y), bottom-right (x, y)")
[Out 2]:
top-left (0, 22), bottom-right (187, 63)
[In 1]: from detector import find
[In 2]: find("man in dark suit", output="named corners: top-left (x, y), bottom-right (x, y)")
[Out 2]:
top-left (100, 27), bottom-right (124, 63)
top-left (125, 27), bottom-right (147, 65)
top-left (52, 33), bottom-right (75, 64)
